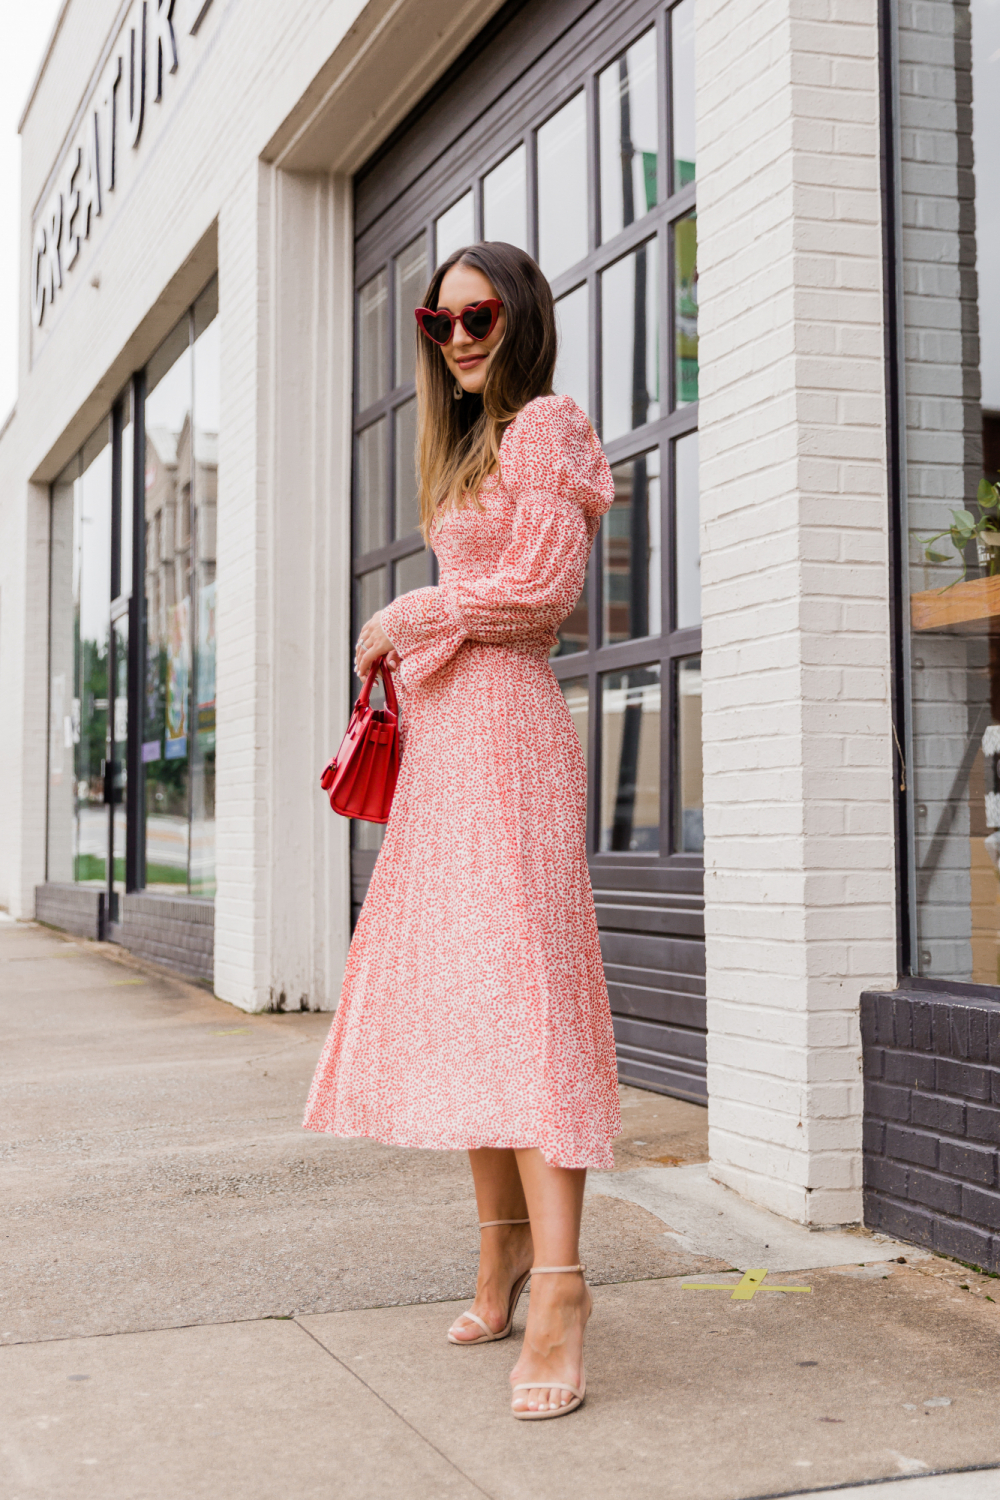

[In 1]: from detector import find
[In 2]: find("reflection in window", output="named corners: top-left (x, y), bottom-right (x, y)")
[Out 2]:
top-left (600, 665), bottom-right (660, 852)
top-left (484, 145), bottom-right (528, 250)
top-left (436, 192), bottom-right (474, 265)
top-left (603, 451), bottom-right (661, 644)
top-left (118, 392), bottom-right (134, 601)
top-left (671, 0), bottom-right (696, 190)
top-left (601, 239), bottom-right (660, 442)
top-left (394, 549), bottom-right (429, 597)
top-left (560, 677), bottom-right (589, 769)
top-left (395, 237), bottom-right (427, 388)
top-left (190, 280), bottom-right (219, 898)
top-left (394, 398), bottom-right (419, 537)
top-left (144, 318), bottom-right (193, 892)
top-left (537, 93), bottom-right (588, 280)
top-left (357, 567), bottom-right (387, 628)
top-left (599, 29), bottom-right (658, 243)
top-left (356, 419), bottom-right (388, 555)
top-left (553, 285), bottom-right (590, 416)
top-left (673, 213), bottom-right (698, 406)
top-left (357, 270), bottom-right (389, 410)
top-left (674, 431), bottom-right (701, 628)
top-left (47, 432), bottom-right (113, 887)
top-left (110, 613), bottom-right (128, 905)
top-left (676, 657), bottom-right (703, 853)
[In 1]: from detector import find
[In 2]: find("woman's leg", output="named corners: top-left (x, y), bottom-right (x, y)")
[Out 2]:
top-left (509, 1149), bottom-right (590, 1412)
top-left (448, 1147), bottom-right (534, 1341)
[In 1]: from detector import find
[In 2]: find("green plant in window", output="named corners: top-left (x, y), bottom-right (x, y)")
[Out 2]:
top-left (921, 479), bottom-right (1000, 583)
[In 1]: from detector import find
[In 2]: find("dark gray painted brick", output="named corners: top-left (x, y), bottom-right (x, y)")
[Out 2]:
top-left (864, 1155), bottom-right (908, 1198)
top-left (911, 1001), bottom-right (933, 1052)
top-left (864, 1046), bottom-right (885, 1080)
top-left (969, 1009), bottom-right (991, 1064)
top-left (863, 1118), bottom-right (885, 1155)
top-left (938, 1140), bottom-right (996, 1187)
top-left (875, 994), bottom-right (895, 1046)
top-left (884, 1050), bottom-right (935, 1090)
top-left (910, 1091), bottom-right (966, 1137)
top-left (866, 1082), bottom-right (910, 1122)
top-left (907, 1168), bottom-right (962, 1216)
top-left (962, 1185), bottom-right (1000, 1232)
top-left (860, 992), bottom-right (877, 1045)
top-left (885, 1124), bottom-right (938, 1169)
top-left (966, 1106), bottom-right (1000, 1146)
top-left (864, 1193), bottom-right (935, 1251)
top-left (936, 1058), bottom-right (992, 1102)
top-left (932, 1217), bottom-right (995, 1271)
top-left (892, 997), bottom-right (913, 1050)
top-left (949, 1006), bottom-right (971, 1060)
top-left (932, 1005), bottom-right (954, 1059)
top-left (990, 1012), bottom-right (1000, 1068)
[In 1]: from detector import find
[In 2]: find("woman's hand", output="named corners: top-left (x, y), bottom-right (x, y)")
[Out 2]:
top-left (355, 611), bottom-right (400, 679)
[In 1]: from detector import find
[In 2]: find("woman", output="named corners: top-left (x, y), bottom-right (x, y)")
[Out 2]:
top-left (304, 241), bottom-right (621, 1420)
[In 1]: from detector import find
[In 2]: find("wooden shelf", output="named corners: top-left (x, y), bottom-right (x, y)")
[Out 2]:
top-left (911, 574), bottom-right (1000, 632)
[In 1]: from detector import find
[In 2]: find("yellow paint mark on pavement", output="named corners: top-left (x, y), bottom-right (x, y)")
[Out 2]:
top-left (213, 1027), bottom-right (252, 1035)
top-left (110, 979), bottom-right (145, 986)
top-left (683, 1269), bottom-right (812, 1300)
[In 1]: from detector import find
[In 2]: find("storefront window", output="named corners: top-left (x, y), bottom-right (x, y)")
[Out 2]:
top-left (900, 0), bottom-right (999, 980)
top-left (47, 277), bottom-right (220, 911)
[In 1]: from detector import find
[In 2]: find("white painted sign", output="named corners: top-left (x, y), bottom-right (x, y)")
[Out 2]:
top-left (31, 0), bottom-right (211, 329)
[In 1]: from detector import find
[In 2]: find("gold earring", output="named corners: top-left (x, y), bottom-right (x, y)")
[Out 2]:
top-left (453, 380), bottom-right (463, 400)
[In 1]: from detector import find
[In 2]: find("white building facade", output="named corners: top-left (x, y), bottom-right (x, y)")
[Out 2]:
top-left (1, 0), bottom-right (997, 1244)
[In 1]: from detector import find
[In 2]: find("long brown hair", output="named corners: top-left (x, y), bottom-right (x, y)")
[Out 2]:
top-left (415, 241), bottom-right (557, 537)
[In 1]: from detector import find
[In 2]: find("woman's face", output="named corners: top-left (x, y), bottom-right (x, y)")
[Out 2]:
top-left (435, 264), bottom-right (507, 396)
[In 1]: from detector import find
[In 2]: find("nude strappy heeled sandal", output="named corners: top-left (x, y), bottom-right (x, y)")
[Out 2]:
top-left (511, 1263), bottom-right (587, 1420)
top-left (447, 1219), bottom-right (532, 1346)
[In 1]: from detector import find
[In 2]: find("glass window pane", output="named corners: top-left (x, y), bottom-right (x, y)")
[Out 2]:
top-left (537, 93), bottom-right (589, 279)
top-left (674, 430), bottom-right (701, 628)
top-left (671, 0), bottom-right (696, 190)
top-left (395, 237), bottom-right (427, 388)
top-left (603, 451), bottom-right (661, 644)
top-left (484, 144), bottom-right (528, 250)
top-left (673, 212), bottom-right (698, 407)
top-left (357, 270), bottom-right (389, 411)
top-left (356, 419), bottom-right (388, 556)
top-left (356, 567), bottom-right (387, 629)
top-left (47, 458), bottom-right (78, 883)
top-left (553, 285), bottom-right (590, 417)
top-left (435, 192), bottom-right (474, 266)
top-left (600, 665), bottom-right (661, 852)
top-left (676, 656), bottom-right (703, 853)
top-left (559, 676), bottom-right (590, 772)
top-left (143, 321), bottom-right (192, 893)
top-left (599, 29), bottom-right (659, 243)
top-left (191, 278), bottom-right (219, 899)
top-left (75, 428), bottom-right (113, 886)
top-left (554, 555), bottom-right (589, 657)
top-left (601, 239), bottom-right (660, 442)
top-left (394, 398), bottom-right (419, 537)
top-left (394, 549), bottom-right (429, 596)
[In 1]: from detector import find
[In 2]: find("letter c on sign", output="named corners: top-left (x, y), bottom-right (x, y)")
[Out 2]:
top-left (32, 224), bottom-right (48, 328)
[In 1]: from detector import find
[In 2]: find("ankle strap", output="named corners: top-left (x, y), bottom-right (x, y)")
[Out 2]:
top-left (479, 1218), bottom-right (530, 1228)
top-left (530, 1264), bottom-right (586, 1274)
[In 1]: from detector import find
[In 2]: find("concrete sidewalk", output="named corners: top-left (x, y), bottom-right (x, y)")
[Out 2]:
top-left (3, 920), bottom-right (1000, 1499)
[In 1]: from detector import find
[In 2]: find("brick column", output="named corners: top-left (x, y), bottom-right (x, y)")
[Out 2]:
top-left (696, 0), bottom-right (898, 1222)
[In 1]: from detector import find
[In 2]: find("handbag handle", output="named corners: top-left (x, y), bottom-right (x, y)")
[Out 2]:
top-left (356, 656), bottom-right (399, 718)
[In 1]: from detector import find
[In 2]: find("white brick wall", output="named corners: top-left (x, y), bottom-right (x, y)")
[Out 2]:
top-left (697, 0), bottom-right (897, 1222)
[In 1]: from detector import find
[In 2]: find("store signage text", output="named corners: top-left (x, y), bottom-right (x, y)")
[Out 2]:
top-left (31, 0), bottom-right (196, 329)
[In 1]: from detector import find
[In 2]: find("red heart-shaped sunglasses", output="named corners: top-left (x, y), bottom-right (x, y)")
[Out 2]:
top-left (414, 299), bottom-right (504, 346)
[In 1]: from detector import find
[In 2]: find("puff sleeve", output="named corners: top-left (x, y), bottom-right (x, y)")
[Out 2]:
top-left (380, 396), bottom-right (613, 689)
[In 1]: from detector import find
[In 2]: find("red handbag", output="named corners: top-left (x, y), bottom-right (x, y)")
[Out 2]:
top-left (320, 658), bottom-right (400, 823)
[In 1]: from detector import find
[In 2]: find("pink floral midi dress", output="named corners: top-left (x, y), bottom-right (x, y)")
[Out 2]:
top-left (304, 394), bottom-right (622, 1169)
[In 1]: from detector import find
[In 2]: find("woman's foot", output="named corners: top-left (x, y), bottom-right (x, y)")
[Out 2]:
top-left (509, 1270), bottom-right (590, 1412)
top-left (448, 1222), bottom-right (533, 1342)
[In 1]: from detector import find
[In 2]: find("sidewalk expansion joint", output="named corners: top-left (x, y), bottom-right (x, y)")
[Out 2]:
top-left (292, 1318), bottom-right (496, 1499)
